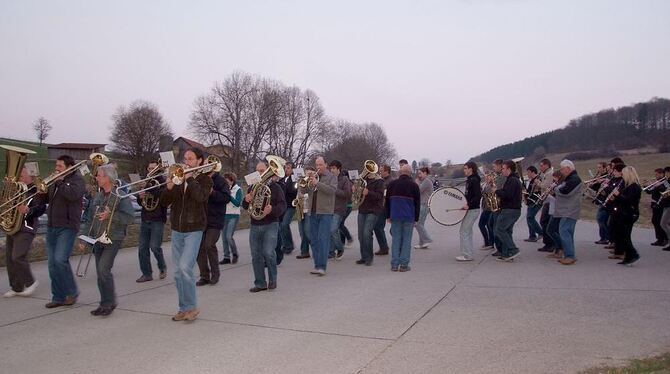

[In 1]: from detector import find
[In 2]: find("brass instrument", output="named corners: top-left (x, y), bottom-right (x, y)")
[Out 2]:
top-left (88, 152), bottom-right (109, 189)
top-left (601, 180), bottom-right (624, 208)
top-left (0, 145), bottom-right (35, 235)
top-left (76, 187), bottom-right (121, 277)
top-left (292, 194), bottom-right (305, 221)
top-left (643, 177), bottom-right (667, 192)
top-left (659, 189), bottom-right (670, 202)
top-left (482, 172), bottom-right (500, 212)
top-left (351, 160), bottom-right (378, 206)
top-left (249, 155), bottom-right (285, 220)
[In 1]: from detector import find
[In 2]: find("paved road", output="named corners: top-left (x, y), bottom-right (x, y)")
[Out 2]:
top-left (1, 215), bottom-right (669, 374)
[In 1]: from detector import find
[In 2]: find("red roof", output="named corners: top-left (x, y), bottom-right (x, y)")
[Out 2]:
top-left (48, 143), bottom-right (106, 149)
top-left (175, 137), bottom-right (207, 150)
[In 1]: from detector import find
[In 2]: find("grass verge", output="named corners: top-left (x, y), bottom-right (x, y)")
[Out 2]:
top-left (581, 352), bottom-right (670, 374)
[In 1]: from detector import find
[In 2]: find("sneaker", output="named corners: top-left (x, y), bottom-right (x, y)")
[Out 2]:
top-left (310, 268), bottom-right (321, 274)
top-left (17, 280), bottom-right (39, 297)
top-left (3, 289), bottom-right (17, 298)
top-left (398, 265), bottom-right (411, 272)
top-left (136, 275), bottom-right (153, 283)
top-left (172, 311), bottom-right (187, 321)
top-left (219, 258), bottom-right (231, 265)
top-left (296, 254), bottom-right (311, 259)
top-left (413, 244), bottom-right (429, 249)
top-left (335, 250), bottom-right (344, 260)
top-left (159, 271), bottom-right (167, 280)
top-left (315, 269), bottom-right (326, 276)
top-left (507, 252), bottom-right (520, 261)
top-left (183, 309), bottom-right (200, 321)
top-left (455, 256), bottom-right (474, 262)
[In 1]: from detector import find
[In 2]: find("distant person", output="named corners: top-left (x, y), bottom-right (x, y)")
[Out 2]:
top-left (220, 173), bottom-right (242, 264)
top-left (608, 165), bottom-right (641, 266)
top-left (455, 162), bottom-right (482, 262)
top-left (385, 164), bottom-right (420, 272)
top-left (660, 167), bottom-right (670, 252)
top-left (646, 168), bottom-right (668, 247)
top-left (373, 164), bottom-right (392, 256)
top-left (493, 160), bottom-right (522, 262)
top-left (536, 159), bottom-right (555, 252)
top-left (413, 167), bottom-right (433, 249)
top-left (329, 160), bottom-right (352, 260)
top-left (523, 166), bottom-right (542, 243)
top-left (554, 160), bottom-right (583, 266)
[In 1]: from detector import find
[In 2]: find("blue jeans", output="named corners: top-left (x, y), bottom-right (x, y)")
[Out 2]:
top-left (459, 209), bottom-right (480, 258)
top-left (559, 217), bottom-right (577, 259)
top-left (249, 222), bottom-right (278, 288)
top-left (494, 209), bottom-right (521, 258)
top-left (298, 214), bottom-right (311, 255)
top-left (46, 227), bottom-right (79, 303)
top-left (478, 210), bottom-right (493, 247)
top-left (310, 214), bottom-right (333, 270)
top-left (374, 212), bottom-right (389, 251)
top-left (171, 230), bottom-right (203, 312)
top-left (93, 241), bottom-right (121, 307)
top-left (415, 204), bottom-right (432, 245)
top-left (596, 205), bottom-right (610, 242)
top-left (339, 206), bottom-right (353, 242)
top-left (138, 220), bottom-right (166, 277)
top-left (222, 215), bottom-right (239, 259)
top-left (329, 214), bottom-right (343, 256)
top-left (391, 220), bottom-right (414, 267)
top-left (279, 207), bottom-right (296, 252)
top-left (526, 204), bottom-right (543, 239)
top-left (358, 213), bottom-right (378, 263)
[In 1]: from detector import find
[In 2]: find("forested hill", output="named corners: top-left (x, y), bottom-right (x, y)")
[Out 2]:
top-left (473, 97), bottom-right (670, 162)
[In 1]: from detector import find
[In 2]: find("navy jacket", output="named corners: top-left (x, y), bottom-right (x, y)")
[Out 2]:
top-left (385, 175), bottom-right (420, 222)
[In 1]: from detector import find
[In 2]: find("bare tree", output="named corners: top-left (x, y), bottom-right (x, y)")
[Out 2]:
top-left (109, 100), bottom-right (173, 172)
top-left (33, 117), bottom-right (52, 146)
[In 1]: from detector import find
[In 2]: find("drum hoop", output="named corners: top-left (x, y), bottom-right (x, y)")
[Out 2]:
top-left (428, 187), bottom-right (468, 226)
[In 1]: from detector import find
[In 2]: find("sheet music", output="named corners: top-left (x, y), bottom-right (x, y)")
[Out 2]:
top-left (348, 170), bottom-right (359, 180)
top-left (159, 151), bottom-right (176, 167)
top-left (244, 171), bottom-right (262, 186)
top-left (293, 168), bottom-right (305, 177)
top-left (78, 235), bottom-right (96, 245)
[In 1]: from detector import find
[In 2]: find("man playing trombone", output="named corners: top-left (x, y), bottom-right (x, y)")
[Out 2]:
top-left (79, 164), bottom-right (134, 316)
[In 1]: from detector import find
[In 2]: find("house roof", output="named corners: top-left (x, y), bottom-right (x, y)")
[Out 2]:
top-left (175, 137), bottom-right (207, 150)
top-left (48, 143), bottom-right (106, 150)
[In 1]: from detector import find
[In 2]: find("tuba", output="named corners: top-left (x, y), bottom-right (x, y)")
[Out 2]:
top-left (0, 145), bottom-right (36, 235)
top-left (351, 160), bottom-right (378, 206)
top-left (249, 155), bottom-right (285, 220)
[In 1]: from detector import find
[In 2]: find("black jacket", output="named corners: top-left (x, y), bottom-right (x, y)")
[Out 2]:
top-left (465, 174), bottom-right (482, 209)
top-left (495, 174), bottom-right (522, 209)
top-left (281, 174), bottom-right (298, 203)
top-left (613, 183), bottom-right (641, 219)
top-left (205, 172), bottom-right (231, 229)
top-left (44, 172), bottom-right (86, 230)
top-left (137, 175), bottom-right (168, 223)
top-left (358, 178), bottom-right (385, 215)
top-left (558, 170), bottom-right (582, 195)
top-left (242, 181), bottom-right (287, 225)
top-left (17, 183), bottom-right (47, 234)
top-left (645, 178), bottom-right (667, 209)
top-left (160, 173), bottom-right (213, 233)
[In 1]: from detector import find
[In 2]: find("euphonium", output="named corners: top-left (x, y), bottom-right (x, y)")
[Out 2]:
top-left (0, 145), bottom-right (35, 235)
top-left (351, 160), bottom-right (378, 206)
top-left (249, 155), bottom-right (285, 220)
top-left (140, 159), bottom-right (167, 212)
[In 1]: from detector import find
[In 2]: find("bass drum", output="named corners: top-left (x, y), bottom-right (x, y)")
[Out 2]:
top-left (428, 187), bottom-right (467, 226)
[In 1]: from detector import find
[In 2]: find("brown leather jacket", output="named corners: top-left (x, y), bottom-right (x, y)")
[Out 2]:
top-left (160, 174), bottom-right (213, 233)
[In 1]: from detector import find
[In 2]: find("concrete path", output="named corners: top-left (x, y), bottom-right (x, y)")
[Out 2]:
top-left (1, 216), bottom-right (669, 374)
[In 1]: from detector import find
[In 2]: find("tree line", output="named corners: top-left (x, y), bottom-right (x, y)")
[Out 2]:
top-left (474, 97), bottom-right (670, 163)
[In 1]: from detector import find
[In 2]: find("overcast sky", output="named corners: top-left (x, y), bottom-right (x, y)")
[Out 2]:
top-left (1, 0), bottom-right (669, 164)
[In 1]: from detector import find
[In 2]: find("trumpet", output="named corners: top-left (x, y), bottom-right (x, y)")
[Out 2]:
top-left (643, 177), bottom-right (667, 192)
top-left (583, 174), bottom-right (609, 186)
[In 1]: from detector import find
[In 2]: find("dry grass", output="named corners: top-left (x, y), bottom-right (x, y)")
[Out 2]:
top-left (581, 352), bottom-right (670, 374)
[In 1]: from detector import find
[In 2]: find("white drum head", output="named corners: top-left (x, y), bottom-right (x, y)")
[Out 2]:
top-left (428, 187), bottom-right (468, 226)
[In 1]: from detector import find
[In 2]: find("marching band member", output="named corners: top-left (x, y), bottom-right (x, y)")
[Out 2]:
top-left (135, 160), bottom-right (168, 283)
top-left (3, 167), bottom-right (46, 298)
top-left (385, 164), bottom-right (420, 271)
top-left (306, 156), bottom-right (337, 275)
top-left (42, 155), bottom-right (86, 308)
top-left (196, 164), bottom-right (230, 286)
top-left (478, 172), bottom-right (495, 249)
top-left (494, 160), bottom-right (522, 261)
top-left (545, 171), bottom-right (564, 259)
top-left (242, 161), bottom-right (286, 291)
top-left (220, 172), bottom-right (242, 264)
top-left (554, 160), bottom-right (583, 265)
top-left (296, 166), bottom-right (315, 259)
top-left (373, 164), bottom-right (392, 256)
top-left (523, 166), bottom-right (542, 243)
top-left (659, 167), bottom-right (670, 252)
top-left (329, 160), bottom-right (352, 260)
top-left (413, 167), bottom-right (433, 249)
top-left (646, 168), bottom-right (668, 247)
top-left (457, 162), bottom-right (482, 262)
top-left (490, 159), bottom-right (507, 257)
top-left (279, 162), bottom-right (297, 255)
top-left (80, 164), bottom-right (134, 316)
top-left (355, 165), bottom-right (385, 266)
top-left (608, 165), bottom-right (641, 265)
top-left (537, 159), bottom-right (555, 252)
top-left (161, 148), bottom-right (213, 321)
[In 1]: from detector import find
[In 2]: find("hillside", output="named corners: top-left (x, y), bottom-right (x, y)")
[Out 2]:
top-left (0, 138), bottom-right (51, 179)
top-left (473, 97), bottom-right (670, 162)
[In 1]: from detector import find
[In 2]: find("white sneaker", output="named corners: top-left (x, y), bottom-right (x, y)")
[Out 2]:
top-left (345, 241), bottom-right (353, 248)
top-left (315, 269), bottom-right (326, 276)
top-left (17, 280), bottom-right (39, 297)
top-left (3, 290), bottom-right (17, 298)
top-left (309, 268), bottom-right (320, 274)
top-left (413, 244), bottom-right (430, 249)
top-left (455, 256), bottom-right (474, 262)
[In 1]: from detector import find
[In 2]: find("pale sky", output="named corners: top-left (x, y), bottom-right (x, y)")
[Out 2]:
top-left (1, 0), bottom-right (669, 164)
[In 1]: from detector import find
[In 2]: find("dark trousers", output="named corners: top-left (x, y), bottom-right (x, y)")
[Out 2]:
top-left (275, 223), bottom-right (284, 265)
top-left (546, 216), bottom-right (561, 250)
top-left (611, 214), bottom-right (639, 259)
top-left (339, 206), bottom-right (353, 243)
top-left (652, 207), bottom-right (668, 242)
top-left (93, 241), bottom-right (121, 307)
top-left (197, 228), bottom-right (221, 282)
top-left (138, 220), bottom-right (166, 277)
top-left (494, 209), bottom-right (521, 257)
top-left (489, 211), bottom-right (501, 250)
top-left (478, 210), bottom-right (493, 247)
top-left (539, 204), bottom-right (554, 248)
top-left (6, 232), bottom-right (36, 292)
top-left (373, 212), bottom-right (389, 251)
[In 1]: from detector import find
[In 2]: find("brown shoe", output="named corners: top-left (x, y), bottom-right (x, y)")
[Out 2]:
top-left (558, 258), bottom-right (577, 265)
top-left (64, 295), bottom-right (77, 306)
top-left (45, 301), bottom-right (65, 309)
top-left (172, 311), bottom-right (187, 321)
top-left (547, 250), bottom-right (563, 259)
top-left (375, 249), bottom-right (389, 256)
top-left (608, 254), bottom-right (624, 260)
top-left (183, 309), bottom-right (200, 321)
